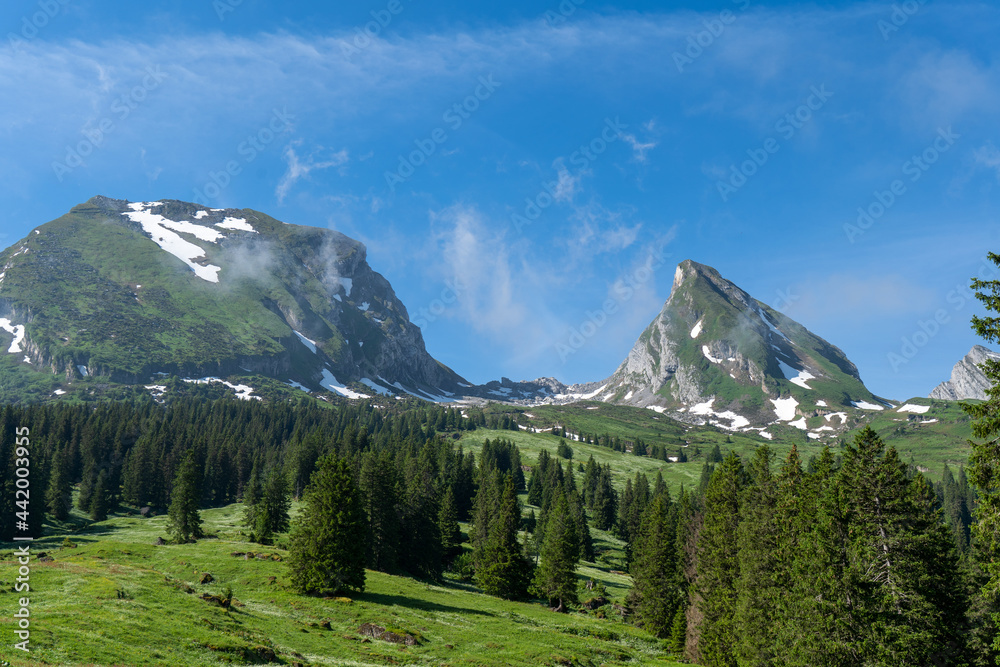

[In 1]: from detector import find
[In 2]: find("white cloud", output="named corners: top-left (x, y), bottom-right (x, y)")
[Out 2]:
top-left (622, 133), bottom-right (657, 163)
top-left (275, 142), bottom-right (349, 203)
top-left (974, 142), bottom-right (1000, 181)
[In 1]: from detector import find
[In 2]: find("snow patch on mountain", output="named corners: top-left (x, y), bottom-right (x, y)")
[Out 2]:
top-left (771, 396), bottom-right (799, 421)
top-left (183, 376), bottom-right (261, 401)
top-left (216, 216), bottom-right (257, 232)
top-left (0, 318), bottom-right (25, 353)
top-left (320, 368), bottom-right (369, 399)
top-left (690, 319), bottom-right (703, 338)
top-left (702, 345), bottom-right (723, 364)
top-left (293, 331), bottom-right (318, 354)
top-left (776, 358), bottom-right (816, 389)
top-left (360, 377), bottom-right (393, 395)
top-left (124, 202), bottom-right (222, 283)
top-left (897, 403), bottom-right (930, 414)
top-left (852, 400), bottom-right (884, 411)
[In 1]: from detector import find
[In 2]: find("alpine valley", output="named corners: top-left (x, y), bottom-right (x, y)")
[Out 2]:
top-left (0, 197), bottom-right (979, 446)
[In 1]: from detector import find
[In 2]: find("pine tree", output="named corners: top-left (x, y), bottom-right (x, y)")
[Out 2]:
top-left (475, 474), bottom-right (532, 599)
top-left (733, 446), bottom-right (780, 667)
top-left (167, 449), bottom-right (204, 544)
top-left (628, 491), bottom-right (680, 637)
top-left (693, 452), bottom-right (745, 667)
top-left (536, 487), bottom-right (580, 611)
top-left (358, 450), bottom-right (401, 572)
top-left (45, 444), bottom-right (73, 521)
top-left (88, 469), bottom-right (113, 521)
top-left (241, 462), bottom-right (263, 541)
top-left (965, 250), bottom-right (1000, 655)
top-left (438, 485), bottom-right (463, 563)
top-left (287, 455), bottom-right (366, 595)
top-left (255, 466), bottom-right (291, 545)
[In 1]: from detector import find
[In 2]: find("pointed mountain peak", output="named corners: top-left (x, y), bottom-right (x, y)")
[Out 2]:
top-left (601, 260), bottom-right (880, 432)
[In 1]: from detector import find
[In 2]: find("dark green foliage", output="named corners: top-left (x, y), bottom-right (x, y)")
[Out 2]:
top-left (627, 491), bottom-right (681, 637)
top-left (358, 449), bottom-right (401, 572)
top-left (438, 485), bottom-right (463, 563)
top-left (167, 449), bottom-right (204, 543)
top-left (733, 446), bottom-right (780, 666)
top-left (536, 488), bottom-right (580, 610)
top-left (253, 467), bottom-right (291, 545)
top-left (287, 455), bottom-right (366, 595)
top-left (89, 469), bottom-right (113, 521)
top-left (966, 250), bottom-right (1000, 657)
top-left (693, 452), bottom-right (745, 667)
top-left (556, 439), bottom-right (573, 459)
top-left (473, 473), bottom-right (532, 599)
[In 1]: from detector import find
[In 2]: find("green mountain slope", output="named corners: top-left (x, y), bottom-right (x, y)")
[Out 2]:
top-left (0, 196), bottom-right (466, 401)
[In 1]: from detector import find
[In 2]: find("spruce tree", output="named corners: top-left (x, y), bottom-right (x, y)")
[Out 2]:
top-left (536, 487), bottom-right (580, 611)
top-left (438, 485), bottom-right (463, 563)
top-left (88, 469), bottom-right (113, 521)
top-left (167, 449), bottom-right (204, 544)
top-left (287, 455), bottom-right (366, 595)
top-left (255, 467), bottom-right (291, 545)
top-left (693, 452), bottom-right (745, 667)
top-left (475, 474), bottom-right (532, 599)
top-left (965, 250), bottom-right (1000, 655)
top-left (241, 462), bottom-right (263, 541)
top-left (733, 446), bottom-right (780, 667)
top-left (628, 491), bottom-right (680, 637)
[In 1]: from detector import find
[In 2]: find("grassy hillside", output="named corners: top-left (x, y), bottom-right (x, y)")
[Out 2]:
top-left (0, 504), bottom-right (687, 667)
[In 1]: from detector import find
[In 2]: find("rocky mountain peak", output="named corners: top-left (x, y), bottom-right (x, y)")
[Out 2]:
top-left (930, 345), bottom-right (999, 401)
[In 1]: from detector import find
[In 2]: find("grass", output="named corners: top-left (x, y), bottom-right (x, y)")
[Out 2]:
top-left (0, 503), bottom-right (690, 667)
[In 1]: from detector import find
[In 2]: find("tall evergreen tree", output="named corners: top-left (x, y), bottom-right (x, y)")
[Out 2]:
top-left (255, 466), bottom-right (291, 545)
top-left (88, 469), bottom-right (113, 521)
top-left (166, 449), bottom-right (204, 543)
top-left (475, 474), bottom-right (532, 599)
top-left (628, 491), bottom-right (680, 637)
top-left (966, 250), bottom-right (1000, 655)
top-left (287, 455), bottom-right (366, 595)
top-left (692, 452), bottom-right (745, 667)
top-left (536, 487), bottom-right (580, 611)
top-left (733, 446), bottom-right (780, 667)
top-left (358, 449), bottom-right (401, 572)
top-left (438, 485), bottom-right (463, 563)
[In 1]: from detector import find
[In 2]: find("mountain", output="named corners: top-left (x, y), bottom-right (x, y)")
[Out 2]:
top-left (576, 259), bottom-right (886, 428)
top-left (0, 196), bottom-right (467, 400)
top-left (930, 345), bottom-right (1000, 400)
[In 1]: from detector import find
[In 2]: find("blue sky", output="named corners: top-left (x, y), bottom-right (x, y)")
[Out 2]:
top-left (2, 0), bottom-right (999, 400)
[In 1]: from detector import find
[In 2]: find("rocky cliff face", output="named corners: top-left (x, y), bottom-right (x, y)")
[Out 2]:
top-left (930, 345), bottom-right (1000, 400)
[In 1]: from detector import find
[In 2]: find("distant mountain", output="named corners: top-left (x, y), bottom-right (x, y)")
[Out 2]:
top-left (582, 259), bottom-right (886, 428)
top-left (0, 196), bottom-right (467, 400)
top-left (930, 345), bottom-right (1000, 400)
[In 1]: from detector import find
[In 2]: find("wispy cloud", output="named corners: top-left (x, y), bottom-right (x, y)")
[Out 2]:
top-left (275, 142), bottom-right (349, 203)
top-left (974, 142), bottom-right (1000, 181)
